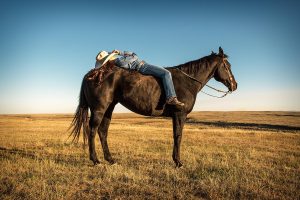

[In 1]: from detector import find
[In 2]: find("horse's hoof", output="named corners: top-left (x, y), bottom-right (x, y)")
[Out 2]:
top-left (175, 162), bottom-right (183, 168)
top-left (93, 160), bottom-right (100, 166)
top-left (108, 160), bottom-right (116, 165)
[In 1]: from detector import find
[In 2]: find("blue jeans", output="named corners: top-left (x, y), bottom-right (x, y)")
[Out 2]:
top-left (139, 63), bottom-right (176, 99)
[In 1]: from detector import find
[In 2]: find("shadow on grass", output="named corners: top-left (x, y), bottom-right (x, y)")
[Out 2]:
top-left (0, 146), bottom-right (86, 166)
top-left (186, 118), bottom-right (300, 132)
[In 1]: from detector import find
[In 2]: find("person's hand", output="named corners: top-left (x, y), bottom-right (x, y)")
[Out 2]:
top-left (112, 49), bottom-right (120, 55)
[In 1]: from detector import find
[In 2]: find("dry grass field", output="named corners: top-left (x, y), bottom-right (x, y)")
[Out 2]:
top-left (0, 111), bottom-right (299, 200)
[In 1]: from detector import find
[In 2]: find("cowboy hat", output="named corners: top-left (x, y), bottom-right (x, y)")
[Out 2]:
top-left (96, 51), bottom-right (117, 67)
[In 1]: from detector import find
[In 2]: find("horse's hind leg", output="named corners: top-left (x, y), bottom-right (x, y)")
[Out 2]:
top-left (98, 102), bottom-right (116, 164)
top-left (89, 110), bottom-right (105, 165)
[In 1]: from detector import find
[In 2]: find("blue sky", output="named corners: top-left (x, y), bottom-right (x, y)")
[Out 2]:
top-left (0, 0), bottom-right (299, 113)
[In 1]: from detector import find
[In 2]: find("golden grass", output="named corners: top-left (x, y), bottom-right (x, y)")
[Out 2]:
top-left (0, 112), bottom-right (299, 199)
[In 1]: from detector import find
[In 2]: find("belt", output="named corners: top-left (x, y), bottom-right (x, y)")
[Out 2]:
top-left (135, 60), bottom-right (145, 71)
top-left (139, 61), bottom-right (145, 66)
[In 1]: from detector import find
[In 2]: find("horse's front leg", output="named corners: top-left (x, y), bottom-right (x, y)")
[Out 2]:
top-left (172, 111), bottom-right (187, 168)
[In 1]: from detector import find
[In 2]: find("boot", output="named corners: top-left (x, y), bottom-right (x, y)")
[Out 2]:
top-left (166, 97), bottom-right (185, 107)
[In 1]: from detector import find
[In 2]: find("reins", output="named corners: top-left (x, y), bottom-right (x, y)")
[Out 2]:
top-left (177, 59), bottom-right (232, 98)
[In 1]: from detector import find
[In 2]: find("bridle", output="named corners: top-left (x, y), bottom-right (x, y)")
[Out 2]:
top-left (177, 58), bottom-right (233, 98)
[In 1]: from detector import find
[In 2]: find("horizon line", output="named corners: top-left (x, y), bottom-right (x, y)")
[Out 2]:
top-left (0, 110), bottom-right (299, 115)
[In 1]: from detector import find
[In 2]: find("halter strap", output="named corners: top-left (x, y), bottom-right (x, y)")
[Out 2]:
top-left (177, 68), bottom-right (203, 85)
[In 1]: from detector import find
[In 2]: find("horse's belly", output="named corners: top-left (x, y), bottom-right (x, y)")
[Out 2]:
top-left (120, 75), bottom-right (166, 116)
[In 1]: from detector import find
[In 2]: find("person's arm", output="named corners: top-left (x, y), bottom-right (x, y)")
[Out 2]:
top-left (112, 50), bottom-right (136, 57)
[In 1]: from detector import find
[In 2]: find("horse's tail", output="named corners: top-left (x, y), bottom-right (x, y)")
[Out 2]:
top-left (69, 79), bottom-right (89, 145)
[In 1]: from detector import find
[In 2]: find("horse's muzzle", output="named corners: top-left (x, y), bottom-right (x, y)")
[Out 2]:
top-left (230, 81), bottom-right (238, 92)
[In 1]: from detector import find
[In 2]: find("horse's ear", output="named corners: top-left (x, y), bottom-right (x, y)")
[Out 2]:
top-left (211, 51), bottom-right (215, 55)
top-left (219, 47), bottom-right (224, 56)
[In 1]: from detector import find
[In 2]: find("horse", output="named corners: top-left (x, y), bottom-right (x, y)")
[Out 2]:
top-left (70, 47), bottom-right (237, 168)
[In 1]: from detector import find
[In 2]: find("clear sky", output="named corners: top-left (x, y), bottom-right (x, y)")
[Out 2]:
top-left (0, 0), bottom-right (299, 114)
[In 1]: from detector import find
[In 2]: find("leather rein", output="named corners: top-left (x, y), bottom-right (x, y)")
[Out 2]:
top-left (177, 59), bottom-right (232, 98)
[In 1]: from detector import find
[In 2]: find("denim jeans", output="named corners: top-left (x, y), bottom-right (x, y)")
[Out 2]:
top-left (139, 63), bottom-right (176, 99)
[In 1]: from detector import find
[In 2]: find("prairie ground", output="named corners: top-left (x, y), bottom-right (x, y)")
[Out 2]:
top-left (0, 111), bottom-right (299, 199)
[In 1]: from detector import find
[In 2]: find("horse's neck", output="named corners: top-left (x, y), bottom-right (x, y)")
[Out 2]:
top-left (181, 58), bottom-right (217, 91)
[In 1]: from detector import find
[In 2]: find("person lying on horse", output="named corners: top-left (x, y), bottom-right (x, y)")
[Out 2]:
top-left (95, 49), bottom-right (185, 108)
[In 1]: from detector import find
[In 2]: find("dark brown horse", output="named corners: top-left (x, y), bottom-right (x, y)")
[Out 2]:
top-left (70, 47), bottom-right (237, 167)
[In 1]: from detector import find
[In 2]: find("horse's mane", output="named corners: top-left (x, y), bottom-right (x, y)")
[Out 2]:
top-left (168, 55), bottom-right (211, 75)
top-left (168, 52), bottom-right (228, 75)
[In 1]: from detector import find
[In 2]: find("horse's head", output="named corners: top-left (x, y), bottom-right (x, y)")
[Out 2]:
top-left (212, 47), bottom-right (237, 92)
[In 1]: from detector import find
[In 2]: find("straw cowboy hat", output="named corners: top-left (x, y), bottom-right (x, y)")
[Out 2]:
top-left (96, 51), bottom-right (117, 67)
